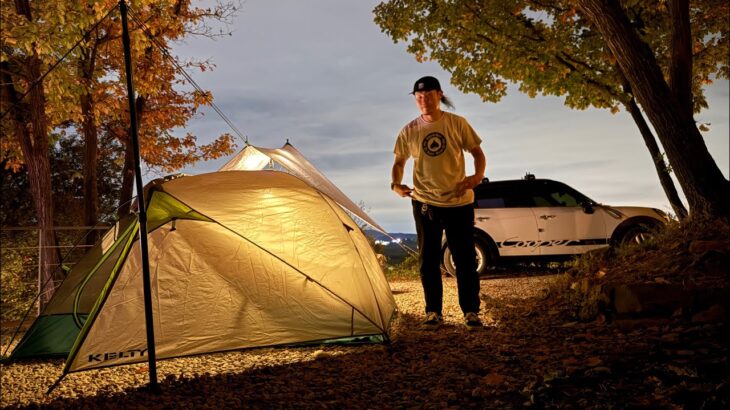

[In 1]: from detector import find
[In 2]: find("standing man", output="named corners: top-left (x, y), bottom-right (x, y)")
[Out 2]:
top-left (391, 76), bottom-right (486, 331)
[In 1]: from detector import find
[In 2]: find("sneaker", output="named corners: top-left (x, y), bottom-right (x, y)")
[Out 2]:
top-left (420, 312), bottom-right (443, 330)
top-left (464, 312), bottom-right (483, 331)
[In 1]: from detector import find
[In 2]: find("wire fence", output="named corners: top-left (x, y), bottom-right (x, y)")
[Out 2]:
top-left (0, 226), bottom-right (110, 322)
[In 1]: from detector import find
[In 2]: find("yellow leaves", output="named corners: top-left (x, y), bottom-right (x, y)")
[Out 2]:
top-left (92, 1), bottom-right (108, 15)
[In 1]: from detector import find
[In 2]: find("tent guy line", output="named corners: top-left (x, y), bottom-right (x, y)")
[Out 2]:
top-left (0, 5), bottom-right (118, 121)
top-left (127, 5), bottom-right (248, 144)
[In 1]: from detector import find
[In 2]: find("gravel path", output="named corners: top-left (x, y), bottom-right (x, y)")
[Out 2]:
top-left (2, 274), bottom-right (727, 409)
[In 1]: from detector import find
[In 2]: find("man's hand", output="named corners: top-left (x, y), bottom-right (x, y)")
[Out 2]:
top-left (392, 183), bottom-right (413, 198)
top-left (455, 175), bottom-right (481, 197)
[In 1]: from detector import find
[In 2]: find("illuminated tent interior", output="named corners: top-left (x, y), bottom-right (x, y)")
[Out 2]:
top-left (10, 171), bottom-right (396, 380)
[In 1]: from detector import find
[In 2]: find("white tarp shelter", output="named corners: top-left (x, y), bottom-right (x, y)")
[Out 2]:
top-left (219, 142), bottom-right (386, 233)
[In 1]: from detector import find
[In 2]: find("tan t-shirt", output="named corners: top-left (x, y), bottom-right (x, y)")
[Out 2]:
top-left (394, 112), bottom-right (482, 207)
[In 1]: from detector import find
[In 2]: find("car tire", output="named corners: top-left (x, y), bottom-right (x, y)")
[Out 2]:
top-left (443, 237), bottom-right (490, 277)
top-left (618, 222), bottom-right (658, 246)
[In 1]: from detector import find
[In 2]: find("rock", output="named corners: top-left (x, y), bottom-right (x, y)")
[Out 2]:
top-left (375, 253), bottom-right (387, 268)
top-left (691, 304), bottom-right (726, 324)
top-left (612, 284), bottom-right (694, 316)
top-left (613, 285), bottom-right (641, 314)
top-left (613, 318), bottom-right (671, 332)
top-left (688, 240), bottom-right (728, 255)
top-left (482, 373), bottom-right (505, 385)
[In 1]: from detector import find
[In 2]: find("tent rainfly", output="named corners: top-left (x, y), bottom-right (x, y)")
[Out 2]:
top-left (10, 171), bottom-right (397, 385)
top-left (219, 142), bottom-right (386, 233)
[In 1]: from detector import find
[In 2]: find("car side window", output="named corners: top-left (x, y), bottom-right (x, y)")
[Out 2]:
top-left (503, 194), bottom-right (534, 208)
top-left (474, 179), bottom-right (596, 209)
top-left (476, 198), bottom-right (505, 208)
top-left (532, 196), bottom-right (553, 207)
top-left (549, 191), bottom-right (580, 207)
top-left (541, 181), bottom-right (589, 207)
top-left (475, 183), bottom-right (535, 208)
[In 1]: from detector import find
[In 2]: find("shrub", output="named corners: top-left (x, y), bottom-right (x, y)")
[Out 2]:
top-left (385, 252), bottom-right (420, 280)
top-left (0, 246), bottom-right (38, 322)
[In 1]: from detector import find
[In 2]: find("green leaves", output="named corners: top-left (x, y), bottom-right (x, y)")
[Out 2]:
top-left (373, 0), bottom-right (727, 113)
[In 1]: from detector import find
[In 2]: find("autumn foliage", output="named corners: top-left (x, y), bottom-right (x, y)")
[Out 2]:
top-left (1, 0), bottom-right (239, 307)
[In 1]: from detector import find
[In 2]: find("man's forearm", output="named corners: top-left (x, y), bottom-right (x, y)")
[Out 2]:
top-left (471, 147), bottom-right (486, 180)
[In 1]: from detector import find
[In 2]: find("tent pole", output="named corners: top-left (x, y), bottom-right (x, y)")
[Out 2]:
top-left (119, 0), bottom-right (159, 393)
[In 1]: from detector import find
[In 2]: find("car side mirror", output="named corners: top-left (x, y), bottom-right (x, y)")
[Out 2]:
top-left (581, 201), bottom-right (595, 214)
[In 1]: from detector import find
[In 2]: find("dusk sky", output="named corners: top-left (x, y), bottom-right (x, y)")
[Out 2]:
top-left (172, 0), bottom-right (729, 234)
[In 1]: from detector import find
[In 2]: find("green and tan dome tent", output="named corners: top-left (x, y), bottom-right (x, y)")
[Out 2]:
top-left (9, 214), bottom-right (139, 359)
top-left (11, 171), bottom-right (397, 383)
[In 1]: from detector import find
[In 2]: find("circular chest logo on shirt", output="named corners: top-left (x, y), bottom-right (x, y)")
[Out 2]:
top-left (422, 132), bottom-right (446, 157)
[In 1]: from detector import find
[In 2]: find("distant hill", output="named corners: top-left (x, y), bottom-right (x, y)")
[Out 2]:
top-left (364, 230), bottom-right (417, 243)
top-left (364, 230), bottom-right (417, 265)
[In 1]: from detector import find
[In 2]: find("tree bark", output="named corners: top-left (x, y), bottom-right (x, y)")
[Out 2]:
top-left (118, 96), bottom-right (145, 216)
top-left (576, 0), bottom-right (730, 220)
top-left (624, 97), bottom-right (688, 220)
top-left (80, 44), bottom-right (99, 246)
top-left (669, 0), bottom-right (693, 118)
top-left (3, 66), bottom-right (60, 309)
top-left (2, 1), bottom-right (62, 310)
top-left (119, 132), bottom-right (136, 216)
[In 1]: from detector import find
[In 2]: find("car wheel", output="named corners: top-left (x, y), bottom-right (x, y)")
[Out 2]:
top-left (443, 238), bottom-right (490, 277)
top-left (619, 223), bottom-right (657, 246)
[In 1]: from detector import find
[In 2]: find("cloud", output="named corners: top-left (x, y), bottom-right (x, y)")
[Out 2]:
top-left (169, 0), bottom-right (729, 233)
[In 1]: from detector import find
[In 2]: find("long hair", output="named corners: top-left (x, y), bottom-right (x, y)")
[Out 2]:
top-left (440, 94), bottom-right (455, 110)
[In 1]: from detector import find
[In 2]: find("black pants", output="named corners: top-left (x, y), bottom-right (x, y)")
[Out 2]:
top-left (412, 200), bottom-right (480, 316)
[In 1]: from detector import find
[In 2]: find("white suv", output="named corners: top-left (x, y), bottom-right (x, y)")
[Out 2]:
top-left (442, 175), bottom-right (670, 276)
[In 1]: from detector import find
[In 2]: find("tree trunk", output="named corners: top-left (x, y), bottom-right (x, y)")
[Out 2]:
top-left (623, 92), bottom-right (688, 220)
top-left (4, 63), bottom-right (61, 309)
top-left (119, 132), bottom-right (136, 216)
top-left (2, 1), bottom-right (62, 310)
top-left (577, 0), bottom-right (730, 221)
top-left (669, 0), bottom-right (693, 118)
top-left (80, 45), bottom-right (99, 246)
top-left (118, 96), bottom-right (145, 216)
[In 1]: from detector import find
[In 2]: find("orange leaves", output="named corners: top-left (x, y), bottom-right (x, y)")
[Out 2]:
top-left (557, 8), bottom-right (577, 24)
top-left (192, 90), bottom-right (213, 107)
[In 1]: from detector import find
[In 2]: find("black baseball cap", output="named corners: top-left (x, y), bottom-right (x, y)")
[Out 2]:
top-left (411, 76), bottom-right (441, 94)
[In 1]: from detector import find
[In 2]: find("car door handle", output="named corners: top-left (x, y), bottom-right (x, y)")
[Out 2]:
top-left (539, 215), bottom-right (556, 220)
top-left (476, 216), bottom-right (490, 221)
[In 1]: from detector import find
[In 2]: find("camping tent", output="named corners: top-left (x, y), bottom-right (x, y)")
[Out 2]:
top-left (10, 171), bottom-right (396, 377)
top-left (219, 142), bottom-right (386, 233)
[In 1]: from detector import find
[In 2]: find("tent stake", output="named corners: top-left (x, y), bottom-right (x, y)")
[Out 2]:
top-left (120, 0), bottom-right (160, 394)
